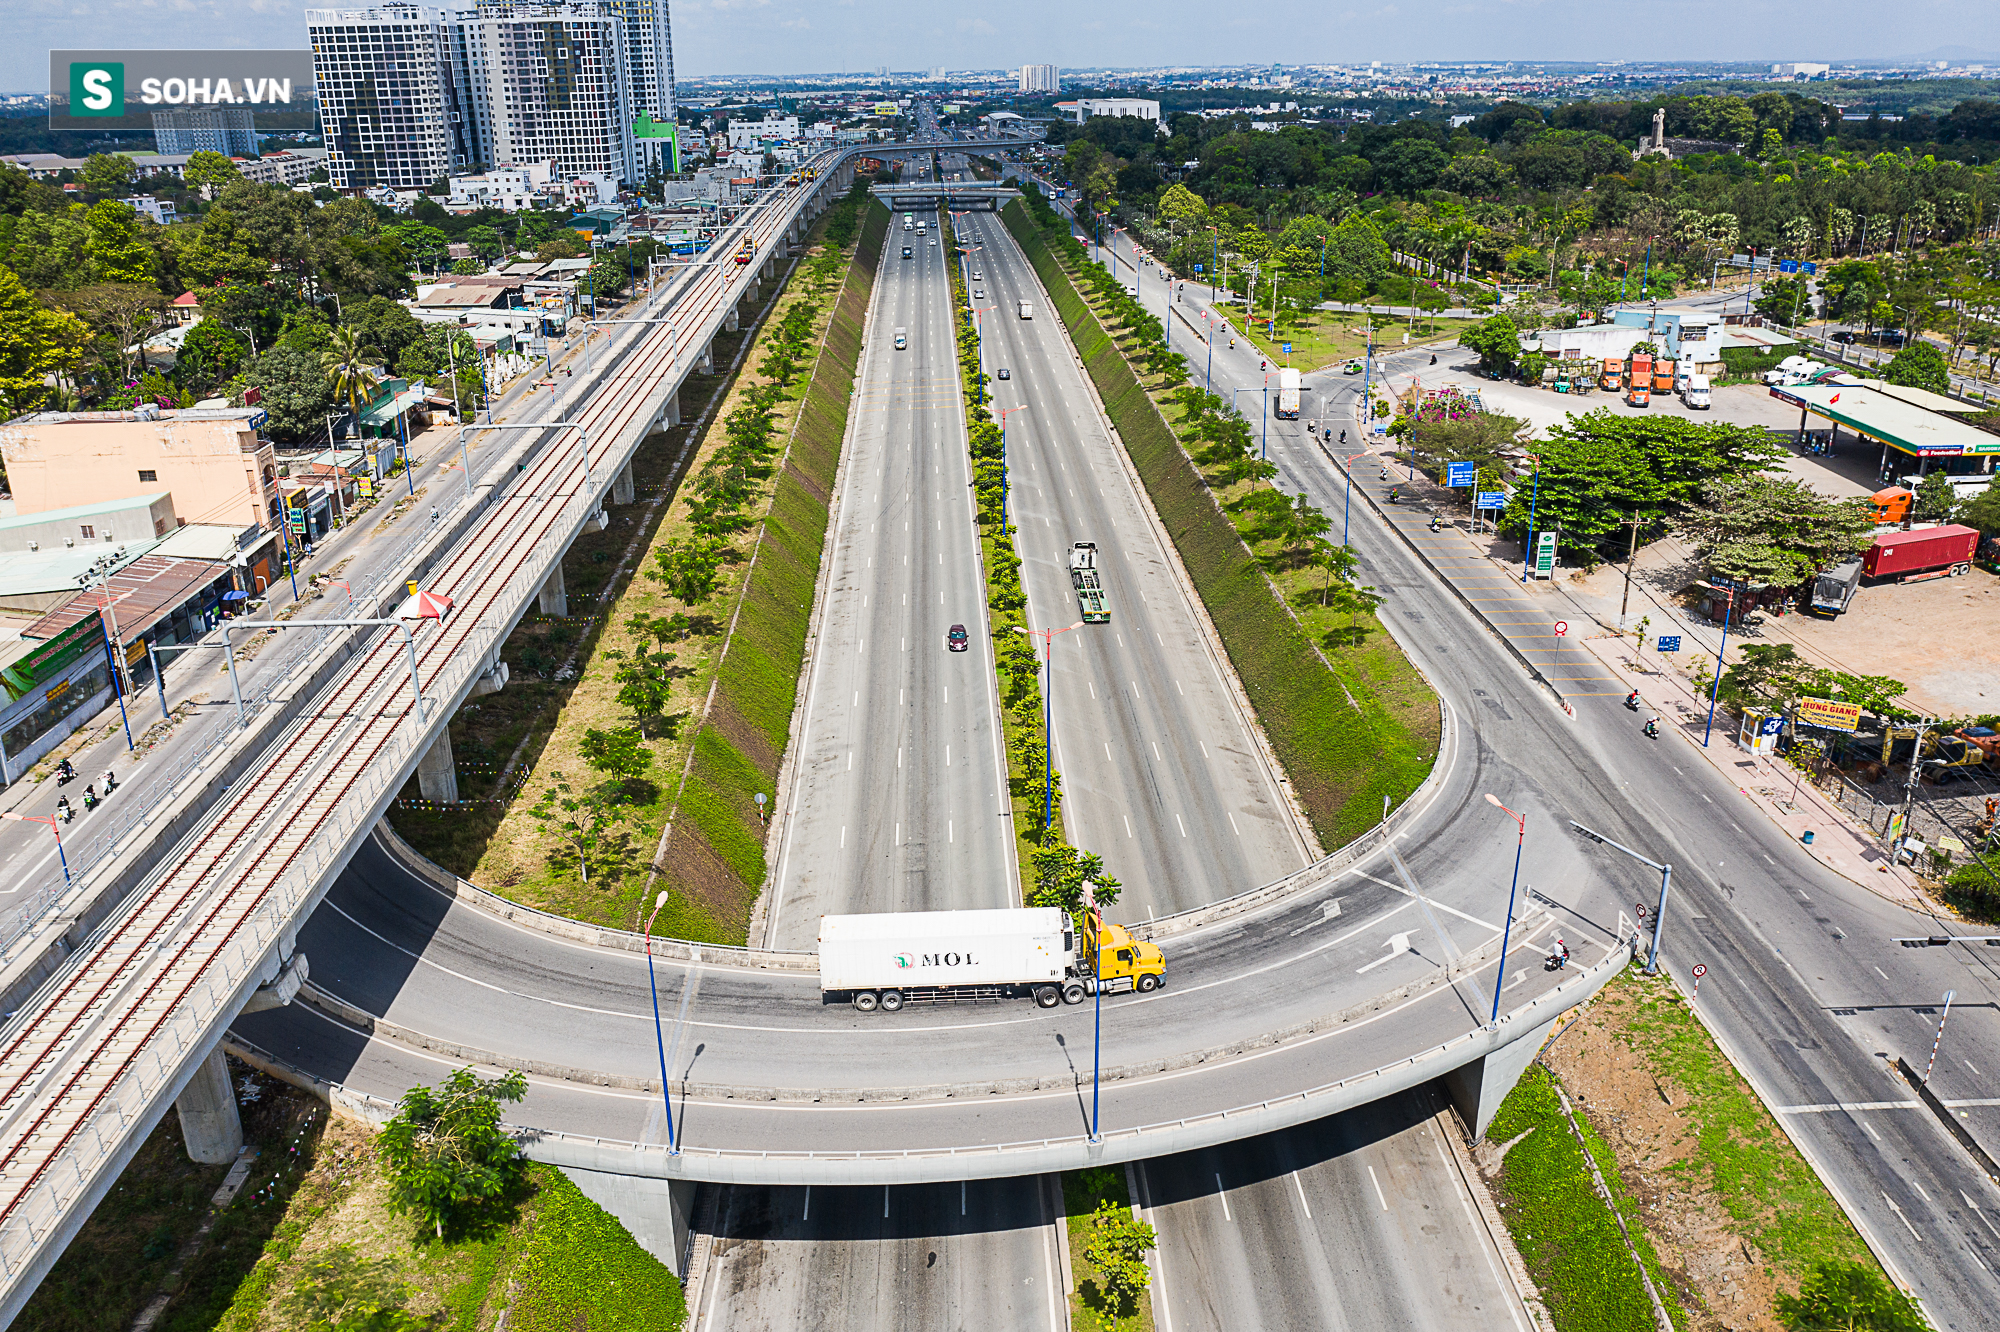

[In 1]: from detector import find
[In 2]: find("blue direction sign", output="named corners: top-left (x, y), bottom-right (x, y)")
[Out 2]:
top-left (1193, 264), bottom-right (1204, 273)
top-left (1475, 491), bottom-right (1507, 509)
top-left (1656, 634), bottom-right (1682, 652)
top-left (1446, 460), bottom-right (1476, 488)
top-left (1282, 342), bottom-right (1293, 354)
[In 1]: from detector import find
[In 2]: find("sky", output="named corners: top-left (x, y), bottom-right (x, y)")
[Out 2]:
top-left (8, 0), bottom-right (1997, 94)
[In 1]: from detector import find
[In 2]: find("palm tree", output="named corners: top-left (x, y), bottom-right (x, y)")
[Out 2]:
top-left (322, 325), bottom-right (381, 423)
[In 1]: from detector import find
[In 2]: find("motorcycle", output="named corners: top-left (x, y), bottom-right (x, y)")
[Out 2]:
top-left (1388, 488), bottom-right (1401, 504)
top-left (1624, 691), bottom-right (1642, 710)
top-left (1429, 354), bottom-right (1437, 365)
top-left (56, 797), bottom-right (72, 825)
top-left (81, 786), bottom-right (98, 812)
top-left (1339, 430), bottom-right (1347, 445)
top-left (55, 759), bottom-right (75, 786)
top-left (102, 770), bottom-right (118, 795)
top-left (1644, 719), bottom-right (1660, 739)
top-left (1428, 515), bottom-right (1443, 532)
top-left (1543, 944), bottom-right (1571, 972)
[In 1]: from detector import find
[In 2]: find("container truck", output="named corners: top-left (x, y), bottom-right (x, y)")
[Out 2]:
top-left (818, 907), bottom-right (1166, 1011)
top-left (1275, 367), bottom-right (1302, 419)
top-left (1808, 558), bottom-right (1863, 616)
top-left (1070, 542), bottom-right (1111, 622)
top-left (1861, 524), bottom-right (1979, 583)
top-left (1653, 360), bottom-right (1676, 394)
top-left (1627, 353), bottom-right (1653, 407)
top-left (1679, 375), bottom-right (1711, 409)
top-left (1599, 358), bottom-right (1624, 392)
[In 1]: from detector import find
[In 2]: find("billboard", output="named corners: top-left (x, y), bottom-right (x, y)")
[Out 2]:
top-left (50, 49), bottom-right (315, 132)
top-left (1797, 697), bottom-right (1863, 732)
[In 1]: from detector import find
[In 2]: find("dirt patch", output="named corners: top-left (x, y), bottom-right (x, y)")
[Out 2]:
top-left (1537, 969), bottom-right (1877, 1331)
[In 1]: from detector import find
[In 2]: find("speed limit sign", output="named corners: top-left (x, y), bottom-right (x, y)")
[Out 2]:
top-left (1635, 903), bottom-right (1650, 919)
top-left (1553, 620), bottom-right (1569, 637)
top-left (1691, 964), bottom-right (1706, 978)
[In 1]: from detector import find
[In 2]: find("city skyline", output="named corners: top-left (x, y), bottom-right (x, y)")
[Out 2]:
top-left (7, 0), bottom-right (1998, 91)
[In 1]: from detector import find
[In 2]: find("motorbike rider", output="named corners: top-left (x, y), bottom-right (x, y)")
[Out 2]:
top-left (1430, 354), bottom-right (1437, 365)
top-left (56, 796), bottom-right (72, 824)
top-left (82, 784), bottom-right (97, 811)
top-left (1626, 689), bottom-right (1641, 708)
top-left (1388, 487), bottom-right (1400, 504)
top-left (56, 758), bottom-right (74, 782)
top-left (1644, 718), bottom-right (1660, 738)
top-left (102, 770), bottom-right (117, 794)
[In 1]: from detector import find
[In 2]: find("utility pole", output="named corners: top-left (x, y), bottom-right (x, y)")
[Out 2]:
top-left (1619, 516), bottom-right (1644, 629)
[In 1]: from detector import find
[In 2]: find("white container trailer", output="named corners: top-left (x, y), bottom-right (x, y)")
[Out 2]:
top-left (818, 907), bottom-right (1165, 1012)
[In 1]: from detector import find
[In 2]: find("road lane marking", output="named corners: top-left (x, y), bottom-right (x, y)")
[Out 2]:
top-left (1175, 814), bottom-right (1186, 837)
top-left (1215, 1174), bottom-right (1231, 1221)
top-left (1229, 812), bottom-right (1241, 836)
top-left (1354, 870), bottom-right (1499, 930)
top-left (1882, 1192), bottom-right (1923, 1241)
top-left (1358, 932), bottom-right (1415, 973)
top-left (1368, 1165), bottom-right (1389, 1210)
top-left (803, 1184), bottom-right (810, 1219)
top-left (1123, 816), bottom-right (1132, 838)
top-left (1291, 1170), bottom-right (1312, 1218)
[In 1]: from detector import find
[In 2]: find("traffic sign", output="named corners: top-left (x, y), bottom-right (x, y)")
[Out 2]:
top-left (1446, 460), bottom-right (1476, 488)
top-left (1691, 964), bottom-right (1706, 978)
top-left (1553, 620), bottom-right (1568, 637)
top-left (1475, 491), bottom-right (1506, 510)
top-left (1282, 342), bottom-right (1293, 354)
top-left (1533, 530), bottom-right (1557, 579)
top-left (1656, 635), bottom-right (1682, 652)
top-left (1194, 264), bottom-right (1204, 273)
top-left (1635, 903), bottom-right (1650, 919)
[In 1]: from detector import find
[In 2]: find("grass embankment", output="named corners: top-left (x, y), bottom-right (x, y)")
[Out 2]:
top-left (1485, 967), bottom-right (1902, 1332)
top-left (1004, 196), bottom-right (1438, 849)
top-left (1059, 1168), bottom-right (1156, 1332)
top-left (937, 208), bottom-right (1066, 885)
top-left (15, 1061), bottom-right (683, 1332)
top-left (389, 188), bottom-right (887, 942)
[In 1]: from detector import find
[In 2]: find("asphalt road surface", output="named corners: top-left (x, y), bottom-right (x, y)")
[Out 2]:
top-left (959, 208), bottom-right (1310, 916)
top-left (763, 171), bottom-right (1014, 950)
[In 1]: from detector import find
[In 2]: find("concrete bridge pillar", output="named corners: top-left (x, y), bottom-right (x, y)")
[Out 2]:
top-left (557, 1168), bottom-right (698, 1277)
top-left (697, 341), bottom-right (714, 374)
top-left (417, 729), bottom-right (459, 803)
top-left (1442, 1009), bottom-right (1565, 1138)
top-left (176, 1047), bottom-right (243, 1165)
top-left (538, 564), bottom-right (568, 617)
top-left (613, 460), bottom-right (635, 505)
top-left (724, 307), bottom-right (739, 334)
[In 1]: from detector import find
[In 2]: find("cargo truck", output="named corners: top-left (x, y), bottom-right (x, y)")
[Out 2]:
top-left (1679, 375), bottom-right (1711, 409)
top-left (1600, 358), bottom-right (1624, 392)
top-left (818, 907), bottom-right (1166, 1011)
top-left (1808, 558), bottom-right (1863, 616)
top-left (1861, 524), bottom-right (1979, 582)
top-left (1627, 352), bottom-right (1653, 407)
top-left (1019, 300), bottom-right (1033, 319)
top-left (1070, 542), bottom-right (1111, 622)
top-left (1275, 367), bottom-right (1302, 419)
top-left (1653, 360), bottom-right (1676, 394)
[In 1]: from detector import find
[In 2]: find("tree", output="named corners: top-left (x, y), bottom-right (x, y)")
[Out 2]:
top-left (1081, 1198), bottom-right (1157, 1314)
top-left (386, 221), bottom-right (449, 274)
top-left (1374, 139), bottom-right (1449, 196)
top-left (1680, 474), bottom-right (1874, 586)
top-left (1460, 314), bottom-right (1521, 372)
top-left (585, 250), bottom-right (630, 302)
top-left (535, 231), bottom-right (588, 260)
top-left (1029, 841), bottom-right (1122, 914)
top-left (451, 257), bottom-right (482, 275)
top-left (1882, 340), bottom-right (1950, 394)
top-left (78, 153), bottom-right (136, 196)
top-left (1912, 469), bottom-right (1958, 523)
top-left (1755, 276), bottom-right (1810, 326)
top-left (182, 150), bottom-right (240, 196)
top-left (0, 266), bottom-right (87, 416)
top-left (172, 319), bottom-right (248, 397)
top-left (376, 1066), bottom-right (529, 1240)
top-left (240, 344), bottom-right (335, 441)
top-left (650, 537), bottom-right (726, 605)
top-left (526, 770), bottom-right (618, 883)
top-left (1961, 476), bottom-right (2000, 535)
top-left (465, 224), bottom-right (505, 259)
top-left (346, 295), bottom-right (426, 371)
top-left (322, 324), bottom-right (382, 419)
top-left (1774, 1260), bottom-right (1926, 1332)
top-left (1156, 182), bottom-right (1207, 224)
top-left (579, 725), bottom-right (655, 801)
top-left (3, 205), bottom-right (90, 289)
top-left (61, 282), bottom-right (166, 381)
top-left (284, 1246), bottom-right (422, 1332)
top-left (84, 200), bottom-right (156, 284)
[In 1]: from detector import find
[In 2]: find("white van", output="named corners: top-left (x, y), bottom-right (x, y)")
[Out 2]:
top-left (1019, 300), bottom-right (1033, 319)
top-left (1680, 375), bottom-right (1711, 409)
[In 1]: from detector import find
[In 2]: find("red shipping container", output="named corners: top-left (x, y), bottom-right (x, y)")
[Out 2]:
top-left (1862, 524), bottom-right (1979, 579)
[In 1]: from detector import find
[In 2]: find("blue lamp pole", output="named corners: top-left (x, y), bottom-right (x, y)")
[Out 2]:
top-left (1519, 456), bottom-right (1542, 584)
top-left (642, 892), bottom-right (680, 1154)
top-left (1483, 795), bottom-right (1526, 1025)
top-left (1703, 590), bottom-right (1735, 748)
top-left (1205, 312), bottom-right (1214, 392)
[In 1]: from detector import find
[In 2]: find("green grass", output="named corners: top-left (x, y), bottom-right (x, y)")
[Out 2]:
top-left (508, 1166), bottom-right (686, 1332)
top-left (1060, 1168), bottom-right (1154, 1332)
top-left (1003, 200), bottom-right (1439, 849)
top-left (1486, 1063), bottom-right (1684, 1332)
top-left (1608, 970), bottom-right (1876, 1280)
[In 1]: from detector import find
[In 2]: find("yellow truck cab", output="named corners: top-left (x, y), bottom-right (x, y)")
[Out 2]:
top-left (1087, 916), bottom-right (1167, 994)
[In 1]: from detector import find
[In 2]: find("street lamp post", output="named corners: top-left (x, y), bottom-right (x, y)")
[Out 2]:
top-left (1011, 620), bottom-right (1084, 831)
top-left (582, 316), bottom-right (680, 379)
top-left (1571, 819), bottom-right (1674, 974)
top-left (450, 419), bottom-right (595, 507)
top-left (222, 616), bottom-right (431, 737)
top-left (1483, 794), bottom-right (1527, 1026)
top-left (1518, 454), bottom-right (1543, 584)
top-left (1702, 590), bottom-right (1735, 748)
top-left (80, 561), bottom-right (135, 753)
top-left (0, 813), bottom-right (69, 886)
top-left (642, 889), bottom-right (681, 1154)
top-left (998, 405), bottom-right (1029, 526)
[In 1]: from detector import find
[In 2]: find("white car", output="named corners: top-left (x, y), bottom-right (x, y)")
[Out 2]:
top-left (974, 286), bottom-right (985, 298)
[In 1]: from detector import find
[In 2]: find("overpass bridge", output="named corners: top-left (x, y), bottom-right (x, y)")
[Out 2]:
top-left (0, 132), bottom-right (1624, 1321)
top-left (872, 182), bottom-right (1021, 212)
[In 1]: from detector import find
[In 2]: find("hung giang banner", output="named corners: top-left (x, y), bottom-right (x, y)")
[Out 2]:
top-left (1797, 697), bottom-right (1863, 732)
top-left (51, 50), bottom-right (315, 131)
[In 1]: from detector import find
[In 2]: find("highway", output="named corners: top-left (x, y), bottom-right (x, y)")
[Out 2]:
top-left (956, 208), bottom-right (1310, 916)
top-left (1070, 197), bottom-right (2000, 1328)
top-left (688, 1177), bottom-right (1063, 1331)
top-left (763, 155), bottom-right (1013, 949)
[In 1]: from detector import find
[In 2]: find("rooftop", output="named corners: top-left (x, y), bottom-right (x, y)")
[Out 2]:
top-left (22, 554), bottom-right (232, 645)
top-left (1771, 381), bottom-right (2000, 459)
top-left (0, 493), bottom-right (169, 532)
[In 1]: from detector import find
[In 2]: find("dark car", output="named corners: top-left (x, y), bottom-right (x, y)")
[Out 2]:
top-left (996, 367), bottom-right (1011, 380)
top-left (947, 624), bottom-right (969, 652)
top-left (902, 246), bottom-right (912, 259)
